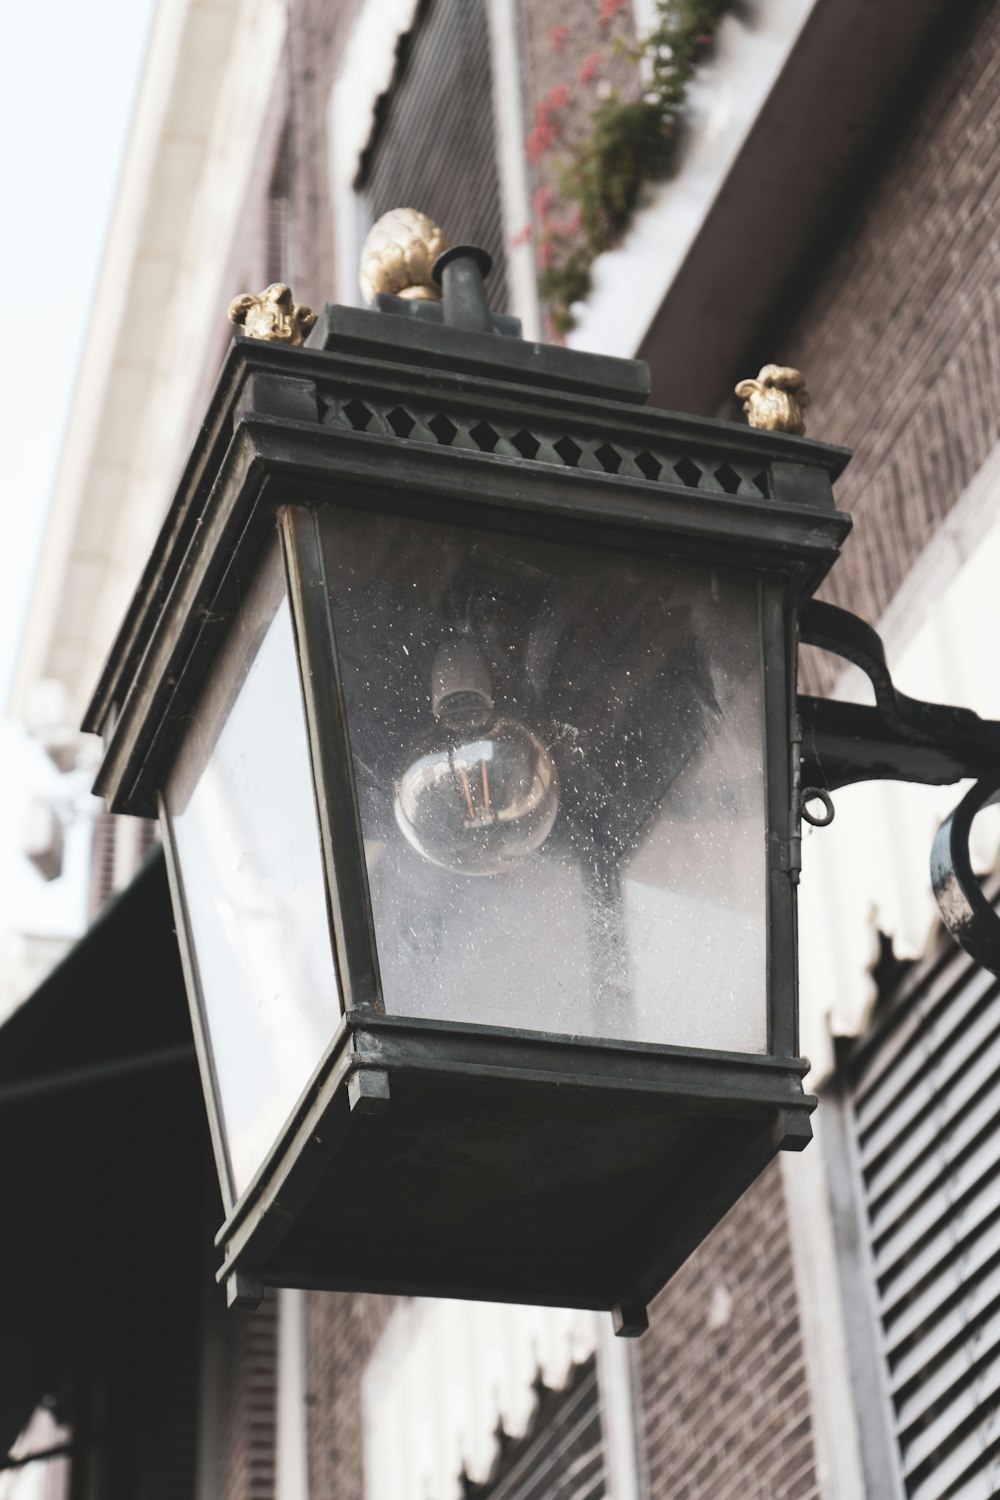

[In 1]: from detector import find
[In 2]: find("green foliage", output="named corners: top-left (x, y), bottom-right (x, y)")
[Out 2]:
top-left (538, 0), bottom-right (737, 332)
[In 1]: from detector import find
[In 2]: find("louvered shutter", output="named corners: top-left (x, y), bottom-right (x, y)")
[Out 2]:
top-left (216, 1292), bottom-right (279, 1500)
top-left (89, 808), bottom-right (119, 919)
top-left (846, 892), bottom-right (1000, 1498)
top-left (356, 0), bottom-right (509, 312)
top-left (267, 123), bottom-right (292, 284)
top-left (89, 813), bottom-right (160, 919)
top-left (137, 816), bottom-right (160, 860)
top-left (472, 1356), bottom-right (607, 1500)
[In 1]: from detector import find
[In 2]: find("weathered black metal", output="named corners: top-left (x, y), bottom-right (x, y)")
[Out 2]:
top-left (305, 299), bottom-right (652, 401)
top-left (762, 583), bottom-right (799, 1059)
top-left (370, 290), bottom-right (523, 339)
top-left (84, 277), bottom-right (856, 1330)
top-left (281, 505), bottom-right (384, 1019)
top-left (433, 244), bottom-right (496, 332)
top-left (797, 598), bottom-right (1000, 980)
top-left (84, 339), bottom-right (850, 817)
top-left (210, 1012), bottom-right (816, 1318)
top-left (798, 600), bottom-right (1000, 791)
top-left (931, 771), bottom-right (1000, 973)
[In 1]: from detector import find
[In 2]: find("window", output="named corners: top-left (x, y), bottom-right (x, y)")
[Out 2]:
top-left (355, 0), bottom-right (509, 311)
top-left (466, 1354), bottom-right (605, 1500)
top-left (362, 1302), bottom-right (631, 1500)
top-left (831, 880), bottom-right (1000, 1497)
top-left (266, 122), bottom-right (293, 286)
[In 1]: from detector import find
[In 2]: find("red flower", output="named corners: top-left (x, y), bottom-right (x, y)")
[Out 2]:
top-left (548, 23), bottom-right (569, 51)
top-left (511, 223), bottom-right (533, 248)
top-left (525, 118), bottom-right (554, 161)
top-left (547, 208), bottom-right (583, 242)
top-left (578, 51), bottom-right (600, 84)
top-left (545, 83), bottom-right (570, 111)
top-left (532, 184), bottom-right (554, 220)
top-left (532, 97), bottom-right (564, 144)
top-left (598, 0), bottom-right (627, 26)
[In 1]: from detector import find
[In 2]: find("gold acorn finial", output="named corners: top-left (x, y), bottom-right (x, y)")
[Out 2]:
top-left (228, 283), bottom-right (316, 345)
top-left (734, 364), bottom-right (810, 436)
top-left (359, 208), bottom-right (449, 304)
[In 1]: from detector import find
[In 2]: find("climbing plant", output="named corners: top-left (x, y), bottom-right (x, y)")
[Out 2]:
top-left (525, 0), bottom-right (739, 333)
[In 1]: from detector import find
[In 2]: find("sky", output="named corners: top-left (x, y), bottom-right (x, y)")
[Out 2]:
top-left (0, 1), bottom-right (159, 957)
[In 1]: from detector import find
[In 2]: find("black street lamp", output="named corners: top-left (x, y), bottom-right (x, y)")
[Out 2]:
top-left (84, 214), bottom-right (1000, 1332)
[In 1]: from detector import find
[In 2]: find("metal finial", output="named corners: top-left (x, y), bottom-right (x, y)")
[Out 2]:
top-left (359, 208), bottom-right (449, 304)
top-left (734, 364), bottom-right (810, 436)
top-left (228, 284), bottom-right (316, 345)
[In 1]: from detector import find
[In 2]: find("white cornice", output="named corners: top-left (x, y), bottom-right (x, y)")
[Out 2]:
top-left (11, 0), bottom-right (286, 724)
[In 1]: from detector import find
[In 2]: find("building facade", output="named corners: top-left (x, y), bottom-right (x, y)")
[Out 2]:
top-left (4, 0), bottom-right (1000, 1496)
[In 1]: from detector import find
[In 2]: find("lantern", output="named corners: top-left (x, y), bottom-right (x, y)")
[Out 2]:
top-left (85, 244), bottom-right (856, 1333)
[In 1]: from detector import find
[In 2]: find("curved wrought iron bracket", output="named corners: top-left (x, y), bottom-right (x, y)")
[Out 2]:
top-left (797, 600), bottom-right (1000, 979)
top-left (931, 773), bottom-right (1000, 974)
top-left (797, 601), bottom-right (1000, 792)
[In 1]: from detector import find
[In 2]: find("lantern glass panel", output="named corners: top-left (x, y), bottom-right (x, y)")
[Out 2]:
top-left (162, 539), bottom-right (340, 1197)
top-left (321, 506), bottom-right (768, 1053)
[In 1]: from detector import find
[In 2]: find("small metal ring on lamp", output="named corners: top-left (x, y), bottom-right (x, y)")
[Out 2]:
top-left (800, 787), bottom-right (835, 827)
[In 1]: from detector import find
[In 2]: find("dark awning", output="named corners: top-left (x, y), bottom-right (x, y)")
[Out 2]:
top-left (0, 850), bottom-right (207, 1459)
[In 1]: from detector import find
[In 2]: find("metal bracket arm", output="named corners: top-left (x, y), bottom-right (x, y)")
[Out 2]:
top-left (797, 600), bottom-right (1000, 978)
top-left (931, 773), bottom-right (1000, 976)
top-left (797, 601), bottom-right (1000, 792)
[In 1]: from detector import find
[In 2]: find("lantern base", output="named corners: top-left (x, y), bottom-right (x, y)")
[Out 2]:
top-left (215, 1014), bottom-right (813, 1329)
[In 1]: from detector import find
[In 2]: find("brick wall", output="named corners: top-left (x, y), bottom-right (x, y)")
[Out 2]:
top-left (304, 1292), bottom-right (396, 1499)
top-left (207, 7), bottom-right (1000, 1500)
top-left (293, 1173), bottom-right (818, 1500)
top-left (779, 0), bottom-right (1000, 651)
top-left (640, 1164), bottom-right (818, 1500)
top-left (217, 1292), bottom-right (280, 1500)
top-left (187, 0), bottom-right (364, 438)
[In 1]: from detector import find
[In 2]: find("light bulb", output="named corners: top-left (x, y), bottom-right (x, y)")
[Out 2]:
top-left (394, 641), bottom-right (559, 876)
top-left (395, 717), bottom-right (559, 876)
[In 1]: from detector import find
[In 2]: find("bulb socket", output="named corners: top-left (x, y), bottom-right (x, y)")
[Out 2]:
top-left (432, 641), bottom-right (493, 730)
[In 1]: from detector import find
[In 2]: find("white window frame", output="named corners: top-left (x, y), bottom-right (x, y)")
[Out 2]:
top-left (327, 0), bottom-right (538, 335)
top-left (362, 1299), bottom-right (642, 1500)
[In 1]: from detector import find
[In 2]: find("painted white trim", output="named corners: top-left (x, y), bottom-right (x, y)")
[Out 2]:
top-left (11, 0), bottom-right (287, 723)
top-left (276, 1288), bottom-right (310, 1498)
top-left (329, 0), bottom-right (536, 329)
top-left (630, 0), bottom-right (659, 37)
top-left (362, 1299), bottom-right (602, 1500)
top-left (594, 1316), bottom-right (644, 1500)
top-left (328, 0), bottom-right (421, 306)
top-left (566, 0), bottom-right (818, 358)
top-left (486, 0), bottom-right (540, 338)
top-left (781, 1131), bottom-right (866, 1500)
